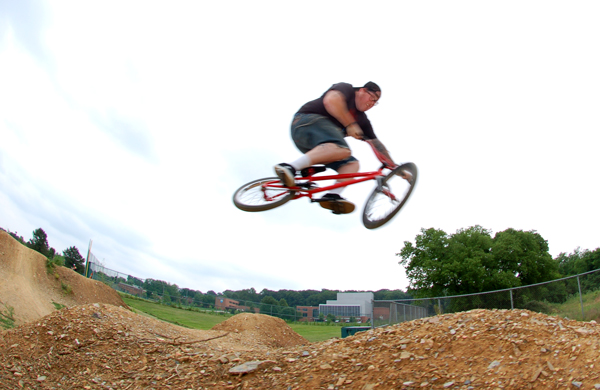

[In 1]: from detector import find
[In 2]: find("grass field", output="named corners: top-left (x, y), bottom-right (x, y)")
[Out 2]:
top-left (122, 290), bottom-right (600, 344)
top-left (121, 296), bottom-right (343, 342)
top-left (548, 290), bottom-right (600, 322)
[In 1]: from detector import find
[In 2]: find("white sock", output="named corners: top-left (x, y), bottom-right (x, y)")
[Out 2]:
top-left (327, 185), bottom-right (345, 196)
top-left (289, 155), bottom-right (312, 171)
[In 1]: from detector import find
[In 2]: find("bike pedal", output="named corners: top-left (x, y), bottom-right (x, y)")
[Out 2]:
top-left (297, 181), bottom-right (318, 190)
top-left (300, 165), bottom-right (327, 177)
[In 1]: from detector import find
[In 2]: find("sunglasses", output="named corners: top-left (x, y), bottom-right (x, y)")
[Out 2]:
top-left (366, 90), bottom-right (380, 106)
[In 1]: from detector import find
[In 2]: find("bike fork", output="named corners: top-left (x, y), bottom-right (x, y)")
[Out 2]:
top-left (375, 176), bottom-right (385, 192)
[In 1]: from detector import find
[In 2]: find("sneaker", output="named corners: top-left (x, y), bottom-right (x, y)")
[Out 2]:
top-left (274, 163), bottom-right (296, 187)
top-left (319, 193), bottom-right (355, 214)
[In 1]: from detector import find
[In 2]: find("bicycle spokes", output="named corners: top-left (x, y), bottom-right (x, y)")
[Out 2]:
top-left (233, 178), bottom-right (296, 212)
top-left (362, 163), bottom-right (417, 229)
top-left (380, 187), bottom-right (397, 202)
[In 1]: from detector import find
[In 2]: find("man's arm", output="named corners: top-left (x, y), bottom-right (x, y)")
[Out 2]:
top-left (323, 90), bottom-right (363, 139)
top-left (371, 139), bottom-right (411, 180)
top-left (370, 138), bottom-right (394, 164)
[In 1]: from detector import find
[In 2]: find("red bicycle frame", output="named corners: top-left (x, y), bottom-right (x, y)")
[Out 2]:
top-left (262, 140), bottom-right (398, 202)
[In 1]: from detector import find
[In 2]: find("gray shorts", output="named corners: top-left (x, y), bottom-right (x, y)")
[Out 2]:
top-left (290, 113), bottom-right (357, 172)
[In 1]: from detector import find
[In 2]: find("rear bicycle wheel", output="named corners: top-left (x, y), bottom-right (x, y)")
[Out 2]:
top-left (362, 163), bottom-right (418, 229)
top-left (233, 177), bottom-right (296, 212)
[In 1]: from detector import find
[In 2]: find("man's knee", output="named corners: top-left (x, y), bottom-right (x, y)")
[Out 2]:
top-left (334, 145), bottom-right (352, 160)
top-left (340, 160), bottom-right (360, 173)
top-left (318, 143), bottom-right (351, 159)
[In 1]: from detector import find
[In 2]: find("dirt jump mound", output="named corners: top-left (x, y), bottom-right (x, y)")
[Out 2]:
top-left (4, 229), bottom-right (600, 389)
top-left (212, 313), bottom-right (309, 348)
top-left (0, 229), bottom-right (127, 325)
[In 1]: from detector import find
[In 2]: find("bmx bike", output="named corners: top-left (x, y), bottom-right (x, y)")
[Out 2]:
top-left (232, 140), bottom-right (417, 229)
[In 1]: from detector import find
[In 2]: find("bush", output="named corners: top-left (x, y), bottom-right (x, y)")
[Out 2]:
top-left (0, 302), bottom-right (15, 329)
top-left (46, 255), bottom-right (65, 273)
top-left (522, 300), bottom-right (554, 314)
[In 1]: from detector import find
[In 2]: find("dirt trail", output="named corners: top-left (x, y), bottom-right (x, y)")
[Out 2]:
top-left (2, 230), bottom-right (600, 389)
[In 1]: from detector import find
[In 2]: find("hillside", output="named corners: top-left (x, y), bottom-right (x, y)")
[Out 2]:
top-left (0, 229), bottom-right (127, 325)
top-left (2, 229), bottom-right (600, 389)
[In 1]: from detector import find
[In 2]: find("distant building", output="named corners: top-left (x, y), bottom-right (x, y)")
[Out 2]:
top-left (117, 283), bottom-right (145, 297)
top-left (296, 306), bottom-right (319, 322)
top-left (318, 292), bottom-right (374, 322)
top-left (215, 297), bottom-right (258, 313)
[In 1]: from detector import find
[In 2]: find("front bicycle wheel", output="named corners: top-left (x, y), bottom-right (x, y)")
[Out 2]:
top-left (362, 163), bottom-right (418, 229)
top-left (233, 177), bottom-right (296, 212)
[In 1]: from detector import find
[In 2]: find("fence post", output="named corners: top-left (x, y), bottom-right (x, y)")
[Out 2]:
top-left (577, 276), bottom-right (585, 321)
top-left (370, 299), bottom-right (374, 329)
top-left (438, 299), bottom-right (441, 315)
top-left (510, 289), bottom-right (514, 310)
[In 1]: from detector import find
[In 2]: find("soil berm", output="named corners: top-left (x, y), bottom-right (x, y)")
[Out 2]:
top-left (2, 230), bottom-right (600, 389)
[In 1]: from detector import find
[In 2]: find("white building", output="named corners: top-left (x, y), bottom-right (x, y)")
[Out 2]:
top-left (319, 292), bottom-right (374, 318)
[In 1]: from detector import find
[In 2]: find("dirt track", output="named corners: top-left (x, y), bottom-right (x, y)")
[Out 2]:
top-left (2, 230), bottom-right (600, 389)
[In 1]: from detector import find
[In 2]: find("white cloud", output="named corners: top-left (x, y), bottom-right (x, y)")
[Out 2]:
top-left (1, 1), bottom-right (599, 294)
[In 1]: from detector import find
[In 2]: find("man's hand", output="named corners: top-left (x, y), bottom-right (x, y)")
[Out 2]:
top-left (397, 169), bottom-right (413, 183)
top-left (346, 123), bottom-right (364, 140)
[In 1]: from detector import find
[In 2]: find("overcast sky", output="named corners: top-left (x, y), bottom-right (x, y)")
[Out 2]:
top-left (1, 1), bottom-right (599, 294)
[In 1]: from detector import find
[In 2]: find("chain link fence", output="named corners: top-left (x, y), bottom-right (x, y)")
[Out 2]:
top-left (85, 258), bottom-right (600, 328)
top-left (374, 268), bottom-right (600, 327)
top-left (86, 260), bottom-right (330, 321)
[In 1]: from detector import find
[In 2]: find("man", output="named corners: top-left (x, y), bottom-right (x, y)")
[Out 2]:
top-left (274, 81), bottom-right (395, 215)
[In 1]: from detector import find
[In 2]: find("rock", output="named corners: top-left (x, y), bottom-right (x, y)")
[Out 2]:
top-left (530, 367), bottom-right (543, 382)
top-left (229, 361), bottom-right (273, 375)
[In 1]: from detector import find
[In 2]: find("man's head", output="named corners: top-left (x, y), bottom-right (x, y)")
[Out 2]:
top-left (355, 81), bottom-right (381, 112)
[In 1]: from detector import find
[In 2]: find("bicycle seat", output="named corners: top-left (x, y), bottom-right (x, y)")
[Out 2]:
top-left (300, 165), bottom-right (327, 177)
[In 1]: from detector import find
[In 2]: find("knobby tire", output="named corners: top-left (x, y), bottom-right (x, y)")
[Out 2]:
top-left (362, 163), bottom-right (418, 229)
top-left (233, 177), bottom-right (295, 212)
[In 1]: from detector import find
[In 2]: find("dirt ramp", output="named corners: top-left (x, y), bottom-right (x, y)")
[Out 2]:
top-left (212, 313), bottom-right (309, 348)
top-left (0, 230), bottom-right (127, 325)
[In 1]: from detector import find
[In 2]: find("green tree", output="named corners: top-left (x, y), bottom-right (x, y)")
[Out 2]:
top-left (162, 289), bottom-right (172, 304)
top-left (63, 246), bottom-right (85, 274)
top-left (6, 229), bottom-right (25, 245)
top-left (398, 226), bottom-right (559, 302)
top-left (555, 247), bottom-right (600, 293)
top-left (306, 289), bottom-right (338, 306)
top-left (373, 289), bottom-right (411, 300)
top-left (49, 255), bottom-right (65, 267)
top-left (398, 226), bottom-right (493, 298)
top-left (259, 296), bottom-right (279, 316)
top-left (27, 228), bottom-right (54, 257)
top-left (492, 228), bottom-right (559, 286)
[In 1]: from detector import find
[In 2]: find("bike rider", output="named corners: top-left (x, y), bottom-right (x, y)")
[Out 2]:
top-left (274, 81), bottom-right (396, 215)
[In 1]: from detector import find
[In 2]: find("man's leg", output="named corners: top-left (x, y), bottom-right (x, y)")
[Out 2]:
top-left (275, 143), bottom-right (350, 187)
top-left (276, 113), bottom-right (351, 187)
top-left (319, 159), bottom-right (359, 215)
top-left (304, 143), bottom-right (351, 165)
